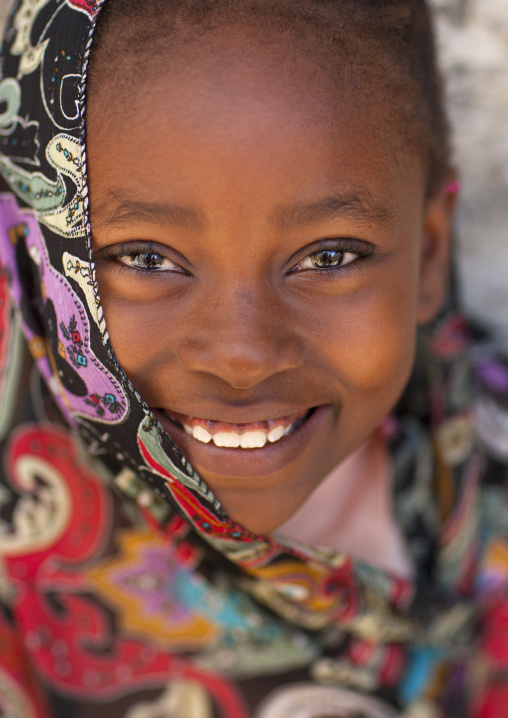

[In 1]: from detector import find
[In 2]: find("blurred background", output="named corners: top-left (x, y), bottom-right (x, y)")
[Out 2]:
top-left (0, 0), bottom-right (507, 345)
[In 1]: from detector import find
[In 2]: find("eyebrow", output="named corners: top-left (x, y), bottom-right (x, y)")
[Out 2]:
top-left (92, 195), bottom-right (202, 229)
top-left (92, 191), bottom-right (393, 232)
top-left (273, 194), bottom-right (394, 230)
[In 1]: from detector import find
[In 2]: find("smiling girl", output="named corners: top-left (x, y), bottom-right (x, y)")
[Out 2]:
top-left (0, 1), bottom-right (507, 717)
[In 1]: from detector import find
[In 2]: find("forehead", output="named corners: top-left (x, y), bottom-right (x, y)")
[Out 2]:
top-left (89, 22), bottom-right (398, 140)
top-left (86, 25), bottom-right (425, 220)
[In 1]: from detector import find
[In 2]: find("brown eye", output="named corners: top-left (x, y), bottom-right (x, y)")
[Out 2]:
top-left (127, 252), bottom-right (164, 270)
top-left (118, 252), bottom-right (181, 272)
top-left (310, 249), bottom-right (344, 268)
top-left (294, 249), bottom-right (358, 272)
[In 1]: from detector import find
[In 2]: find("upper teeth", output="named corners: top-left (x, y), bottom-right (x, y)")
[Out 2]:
top-left (184, 422), bottom-right (291, 448)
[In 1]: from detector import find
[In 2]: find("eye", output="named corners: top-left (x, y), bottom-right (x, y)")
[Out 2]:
top-left (118, 251), bottom-right (181, 272)
top-left (290, 242), bottom-right (368, 274)
top-left (296, 249), bottom-right (357, 271)
top-left (96, 242), bottom-right (190, 275)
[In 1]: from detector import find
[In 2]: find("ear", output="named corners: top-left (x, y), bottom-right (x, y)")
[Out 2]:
top-left (416, 178), bottom-right (458, 324)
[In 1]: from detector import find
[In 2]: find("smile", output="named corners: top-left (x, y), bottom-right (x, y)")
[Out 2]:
top-left (164, 410), bottom-right (311, 449)
top-left (154, 405), bottom-right (333, 479)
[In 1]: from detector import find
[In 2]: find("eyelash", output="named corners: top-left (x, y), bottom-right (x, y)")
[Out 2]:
top-left (99, 238), bottom-right (373, 277)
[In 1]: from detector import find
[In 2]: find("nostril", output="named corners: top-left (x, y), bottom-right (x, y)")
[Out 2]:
top-left (175, 334), bottom-right (303, 389)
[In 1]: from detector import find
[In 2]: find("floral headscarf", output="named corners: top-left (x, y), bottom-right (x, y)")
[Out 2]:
top-left (1, 1), bottom-right (508, 716)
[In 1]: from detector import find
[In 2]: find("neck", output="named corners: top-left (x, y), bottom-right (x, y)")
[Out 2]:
top-left (275, 433), bottom-right (414, 578)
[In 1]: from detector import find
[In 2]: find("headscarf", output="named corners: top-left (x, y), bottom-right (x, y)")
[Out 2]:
top-left (1, 1), bottom-right (508, 716)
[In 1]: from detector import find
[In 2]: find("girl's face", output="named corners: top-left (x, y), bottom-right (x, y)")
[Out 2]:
top-left (88, 29), bottom-right (453, 534)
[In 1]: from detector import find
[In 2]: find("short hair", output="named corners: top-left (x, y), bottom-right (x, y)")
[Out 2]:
top-left (88, 0), bottom-right (451, 197)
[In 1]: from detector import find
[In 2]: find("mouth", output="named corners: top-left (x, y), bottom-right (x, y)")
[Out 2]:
top-left (161, 409), bottom-right (311, 449)
top-left (152, 405), bottom-right (333, 479)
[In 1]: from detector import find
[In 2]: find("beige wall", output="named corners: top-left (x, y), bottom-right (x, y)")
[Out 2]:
top-left (1, 0), bottom-right (507, 344)
top-left (0, 1), bottom-right (9, 32)
top-left (432, 0), bottom-right (508, 345)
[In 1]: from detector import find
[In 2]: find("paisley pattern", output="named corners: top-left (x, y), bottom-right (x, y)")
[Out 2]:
top-left (0, 1), bottom-right (508, 716)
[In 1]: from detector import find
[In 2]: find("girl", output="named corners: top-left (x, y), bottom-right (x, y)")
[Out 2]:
top-left (0, 0), bottom-right (507, 716)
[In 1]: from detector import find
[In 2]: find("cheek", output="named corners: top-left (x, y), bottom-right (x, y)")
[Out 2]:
top-left (98, 293), bottom-right (169, 381)
top-left (316, 274), bottom-right (419, 398)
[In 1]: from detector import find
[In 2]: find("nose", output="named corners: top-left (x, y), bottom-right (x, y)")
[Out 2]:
top-left (176, 287), bottom-right (304, 389)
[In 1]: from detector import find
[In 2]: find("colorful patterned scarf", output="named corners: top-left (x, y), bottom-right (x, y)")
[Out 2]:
top-left (1, 1), bottom-right (508, 716)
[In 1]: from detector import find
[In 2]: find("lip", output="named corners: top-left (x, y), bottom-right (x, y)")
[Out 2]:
top-left (153, 404), bottom-right (333, 479)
